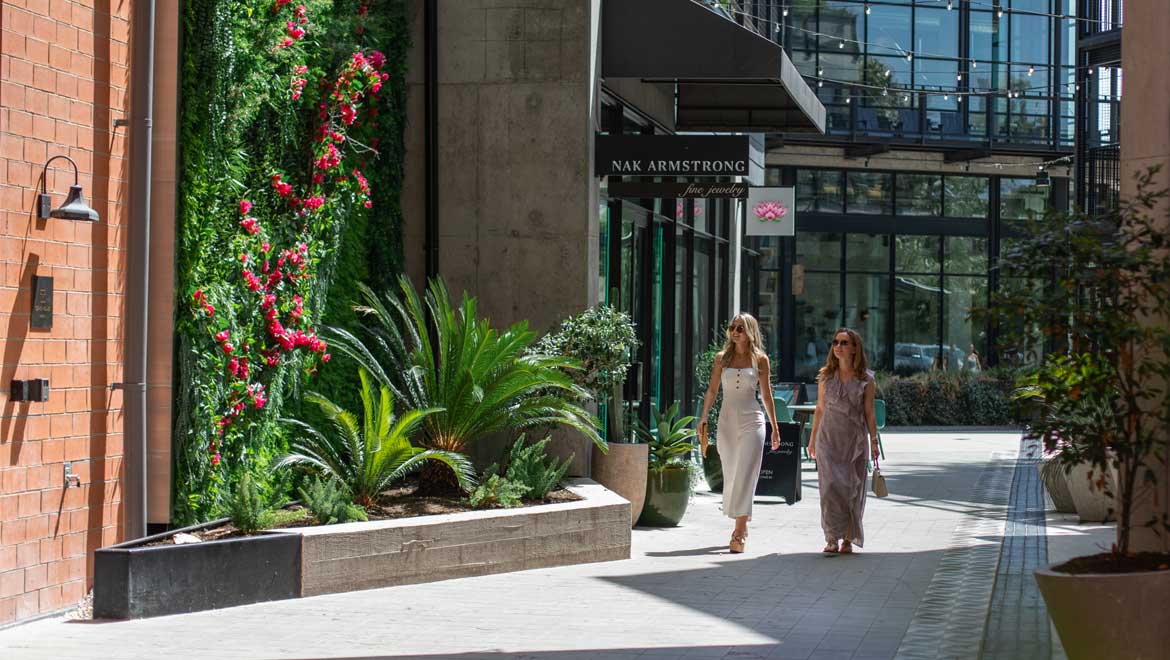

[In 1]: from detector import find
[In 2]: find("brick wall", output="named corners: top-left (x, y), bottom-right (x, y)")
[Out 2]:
top-left (0, 0), bottom-right (131, 625)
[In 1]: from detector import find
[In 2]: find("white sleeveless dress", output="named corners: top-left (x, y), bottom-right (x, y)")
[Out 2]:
top-left (717, 362), bottom-right (766, 519)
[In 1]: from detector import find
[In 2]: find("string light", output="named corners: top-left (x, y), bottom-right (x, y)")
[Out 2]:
top-left (839, 40), bottom-right (846, 49)
top-left (957, 73), bottom-right (963, 82)
top-left (946, 0), bottom-right (953, 11)
top-left (865, 3), bottom-right (871, 15)
top-left (997, 7), bottom-right (1004, 18)
top-left (1028, 65), bottom-right (1035, 76)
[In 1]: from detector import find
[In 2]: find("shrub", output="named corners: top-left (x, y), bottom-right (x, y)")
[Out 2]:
top-left (324, 276), bottom-right (602, 492)
top-left (530, 305), bottom-right (639, 402)
top-left (299, 478), bottom-right (368, 525)
top-left (277, 368), bottom-right (475, 506)
top-left (468, 467), bottom-right (530, 509)
top-left (504, 436), bottom-right (571, 501)
top-left (228, 472), bottom-right (274, 534)
top-left (874, 371), bottom-right (1015, 426)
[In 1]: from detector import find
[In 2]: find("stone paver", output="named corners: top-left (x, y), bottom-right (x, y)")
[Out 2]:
top-left (0, 433), bottom-right (1022, 660)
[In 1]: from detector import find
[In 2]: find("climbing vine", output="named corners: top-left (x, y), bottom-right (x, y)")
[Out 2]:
top-left (173, 0), bottom-right (409, 524)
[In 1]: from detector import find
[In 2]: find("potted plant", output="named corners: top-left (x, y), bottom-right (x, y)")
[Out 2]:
top-left (977, 168), bottom-right (1170, 659)
top-left (531, 302), bottom-right (644, 526)
top-left (694, 339), bottom-right (725, 492)
top-left (635, 402), bottom-right (698, 526)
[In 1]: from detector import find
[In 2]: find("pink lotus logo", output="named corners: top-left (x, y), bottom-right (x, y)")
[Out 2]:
top-left (753, 200), bottom-right (787, 222)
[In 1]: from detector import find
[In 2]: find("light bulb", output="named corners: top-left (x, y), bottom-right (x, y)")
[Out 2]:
top-left (865, 3), bottom-right (871, 15)
top-left (957, 74), bottom-right (963, 81)
top-left (783, 8), bottom-right (788, 17)
top-left (818, 80), bottom-right (824, 87)
top-left (972, 60), bottom-right (978, 69)
top-left (846, 97), bottom-right (851, 104)
top-left (903, 94), bottom-right (909, 102)
top-left (818, 68), bottom-right (824, 76)
top-left (944, 94), bottom-right (949, 101)
top-left (957, 95), bottom-right (963, 103)
top-left (1028, 65), bottom-right (1034, 76)
top-left (907, 53), bottom-right (913, 62)
top-left (839, 40), bottom-right (845, 49)
top-left (882, 88), bottom-right (888, 96)
top-left (947, 1), bottom-right (953, 10)
top-left (998, 8), bottom-right (1004, 18)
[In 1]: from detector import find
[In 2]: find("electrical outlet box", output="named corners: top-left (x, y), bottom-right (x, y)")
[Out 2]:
top-left (28, 378), bottom-right (49, 402)
top-left (10, 380), bottom-right (28, 402)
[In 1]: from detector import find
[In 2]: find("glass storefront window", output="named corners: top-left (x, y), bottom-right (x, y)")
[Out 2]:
top-left (797, 169), bottom-right (845, 213)
top-left (969, 10), bottom-right (1006, 63)
top-left (1001, 178), bottom-right (1048, 219)
top-left (866, 3), bottom-right (912, 53)
top-left (797, 232), bottom-right (841, 271)
top-left (600, 200), bottom-right (610, 303)
top-left (896, 174), bottom-right (943, 216)
top-left (758, 270), bottom-right (782, 361)
top-left (846, 233), bottom-right (890, 272)
top-left (943, 275), bottom-right (988, 374)
top-left (894, 275), bottom-right (941, 375)
top-left (795, 272), bottom-right (842, 382)
top-left (914, 7), bottom-right (960, 60)
top-left (895, 235), bottom-right (940, 273)
top-left (944, 176), bottom-right (990, 218)
top-left (693, 236), bottom-right (713, 354)
top-left (674, 226), bottom-right (687, 409)
top-left (846, 172), bottom-right (892, 214)
top-left (944, 236), bottom-right (988, 275)
top-left (818, 1), bottom-right (864, 51)
top-left (1010, 11), bottom-right (1049, 67)
top-left (845, 273), bottom-right (889, 371)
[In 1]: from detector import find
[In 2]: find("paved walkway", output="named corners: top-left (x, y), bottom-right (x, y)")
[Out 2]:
top-left (0, 432), bottom-right (1105, 660)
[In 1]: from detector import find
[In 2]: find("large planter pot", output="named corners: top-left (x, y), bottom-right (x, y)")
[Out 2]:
top-left (1066, 461), bottom-right (1115, 522)
top-left (591, 443), bottom-right (648, 527)
top-left (93, 520), bottom-right (301, 619)
top-left (1038, 455), bottom-right (1077, 514)
top-left (1035, 566), bottom-right (1170, 660)
top-left (702, 444), bottom-right (723, 493)
top-left (639, 467), bottom-right (692, 526)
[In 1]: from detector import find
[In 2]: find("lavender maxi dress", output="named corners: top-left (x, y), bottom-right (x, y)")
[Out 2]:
top-left (814, 370), bottom-right (874, 546)
top-left (717, 364), bottom-right (766, 519)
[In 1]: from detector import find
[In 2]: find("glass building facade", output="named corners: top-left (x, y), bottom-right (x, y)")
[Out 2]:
top-left (781, 0), bottom-right (1076, 149)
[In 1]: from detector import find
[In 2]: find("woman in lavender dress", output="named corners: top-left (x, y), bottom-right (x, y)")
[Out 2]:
top-left (808, 327), bottom-right (880, 554)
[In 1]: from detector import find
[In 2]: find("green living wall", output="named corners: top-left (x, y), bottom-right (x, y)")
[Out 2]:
top-left (172, 0), bottom-right (409, 524)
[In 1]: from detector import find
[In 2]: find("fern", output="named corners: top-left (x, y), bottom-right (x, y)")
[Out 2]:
top-left (228, 472), bottom-right (274, 534)
top-left (504, 435), bottom-right (571, 500)
top-left (468, 467), bottom-right (530, 509)
top-left (299, 478), bottom-right (368, 525)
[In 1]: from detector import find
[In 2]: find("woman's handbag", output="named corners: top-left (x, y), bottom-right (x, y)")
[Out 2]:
top-left (871, 456), bottom-right (889, 498)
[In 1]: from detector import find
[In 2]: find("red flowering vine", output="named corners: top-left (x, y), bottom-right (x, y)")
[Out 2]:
top-left (191, 0), bottom-right (389, 468)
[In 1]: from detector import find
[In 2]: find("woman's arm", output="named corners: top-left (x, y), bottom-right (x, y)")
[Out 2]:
top-left (808, 379), bottom-right (826, 459)
top-left (864, 379), bottom-right (879, 456)
top-left (756, 355), bottom-right (782, 449)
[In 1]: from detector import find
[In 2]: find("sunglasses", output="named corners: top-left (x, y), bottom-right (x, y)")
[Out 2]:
top-left (832, 339), bottom-right (853, 347)
top-left (729, 325), bottom-right (745, 334)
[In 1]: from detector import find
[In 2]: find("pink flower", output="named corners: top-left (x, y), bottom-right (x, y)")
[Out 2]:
top-left (294, 65), bottom-right (308, 74)
top-left (340, 103), bottom-right (356, 125)
top-left (215, 329), bottom-right (230, 342)
top-left (239, 199), bottom-right (252, 215)
top-left (222, 343), bottom-right (234, 355)
top-left (294, 4), bottom-right (307, 20)
top-left (369, 51), bottom-right (386, 69)
top-left (279, 37), bottom-right (295, 48)
top-left (211, 452), bottom-right (221, 466)
top-left (287, 23), bottom-right (305, 40)
top-left (304, 195), bottom-right (324, 211)
top-left (204, 303), bottom-right (215, 316)
top-left (262, 242), bottom-right (271, 253)
top-left (240, 217), bottom-right (260, 234)
top-left (322, 353), bottom-right (331, 363)
top-left (193, 289), bottom-right (205, 303)
top-left (363, 200), bottom-right (373, 209)
top-left (752, 200), bottom-right (788, 221)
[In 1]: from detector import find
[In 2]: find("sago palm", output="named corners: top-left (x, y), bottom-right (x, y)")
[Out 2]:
top-left (276, 369), bottom-right (475, 507)
top-left (324, 276), bottom-right (603, 491)
top-left (635, 402), bottom-right (698, 473)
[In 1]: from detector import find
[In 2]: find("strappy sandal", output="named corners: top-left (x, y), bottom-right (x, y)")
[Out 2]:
top-left (823, 541), bottom-right (839, 554)
top-left (839, 540), bottom-right (854, 554)
top-left (730, 531), bottom-right (747, 554)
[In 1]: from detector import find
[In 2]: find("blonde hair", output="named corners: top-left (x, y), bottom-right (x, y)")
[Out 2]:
top-left (818, 327), bottom-right (869, 380)
top-left (720, 313), bottom-right (766, 368)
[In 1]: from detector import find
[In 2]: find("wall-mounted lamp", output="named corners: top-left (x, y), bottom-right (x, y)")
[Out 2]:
top-left (38, 155), bottom-right (99, 222)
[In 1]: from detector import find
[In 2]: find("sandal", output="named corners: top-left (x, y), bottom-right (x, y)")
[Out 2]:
top-left (839, 541), bottom-right (854, 554)
top-left (823, 542), bottom-right (839, 554)
top-left (730, 531), bottom-right (747, 554)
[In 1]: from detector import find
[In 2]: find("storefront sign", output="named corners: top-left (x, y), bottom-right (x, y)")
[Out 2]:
top-left (595, 134), bottom-right (750, 177)
top-left (745, 187), bottom-right (795, 236)
top-left (607, 181), bottom-right (748, 199)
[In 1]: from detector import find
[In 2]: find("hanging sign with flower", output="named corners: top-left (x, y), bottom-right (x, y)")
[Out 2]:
top-left (745, 187), bottom-right (796, 236)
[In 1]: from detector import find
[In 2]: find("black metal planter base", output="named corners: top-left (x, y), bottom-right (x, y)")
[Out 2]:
top-left (93, 520), bottom-right (301, 619)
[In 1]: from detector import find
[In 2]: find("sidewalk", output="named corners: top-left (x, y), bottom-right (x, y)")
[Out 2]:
top-left (0, 432), bottom-right (1078, 660)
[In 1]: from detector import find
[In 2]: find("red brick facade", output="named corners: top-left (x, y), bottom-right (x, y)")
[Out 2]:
top-left (0, 0), bottom-right (131, 625)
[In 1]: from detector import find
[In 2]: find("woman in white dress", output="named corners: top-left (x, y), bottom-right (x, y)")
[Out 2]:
top-left (697, 313), bottom-right (782, 553)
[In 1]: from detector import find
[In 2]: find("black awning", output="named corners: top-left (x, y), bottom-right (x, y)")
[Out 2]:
top-left (602, 0), bottom-right (825, 134)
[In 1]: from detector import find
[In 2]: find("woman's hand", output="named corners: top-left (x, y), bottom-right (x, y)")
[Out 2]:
top-left (808, 440), bottom-right (816, 460)
top-left (871, 440), bottom-right (880, 459)
top-left (770, 423), bottom-right (781, 451)
top-left (697, 420), bottom-right (709, 457)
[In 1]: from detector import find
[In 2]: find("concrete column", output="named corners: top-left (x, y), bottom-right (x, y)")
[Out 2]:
top-left (1120, 2), bottom-right (1170, 554)
top-left (403, 0), bottom-right (603, 473)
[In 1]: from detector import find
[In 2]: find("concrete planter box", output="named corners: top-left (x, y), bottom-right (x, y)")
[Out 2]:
top-left (93, 520), bottom-right (301, 620)
top-left (290, 478), bottom-right (630, 597)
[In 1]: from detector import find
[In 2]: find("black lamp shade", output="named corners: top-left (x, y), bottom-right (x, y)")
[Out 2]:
top-left (50, 184), bottom-right (100, 222)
